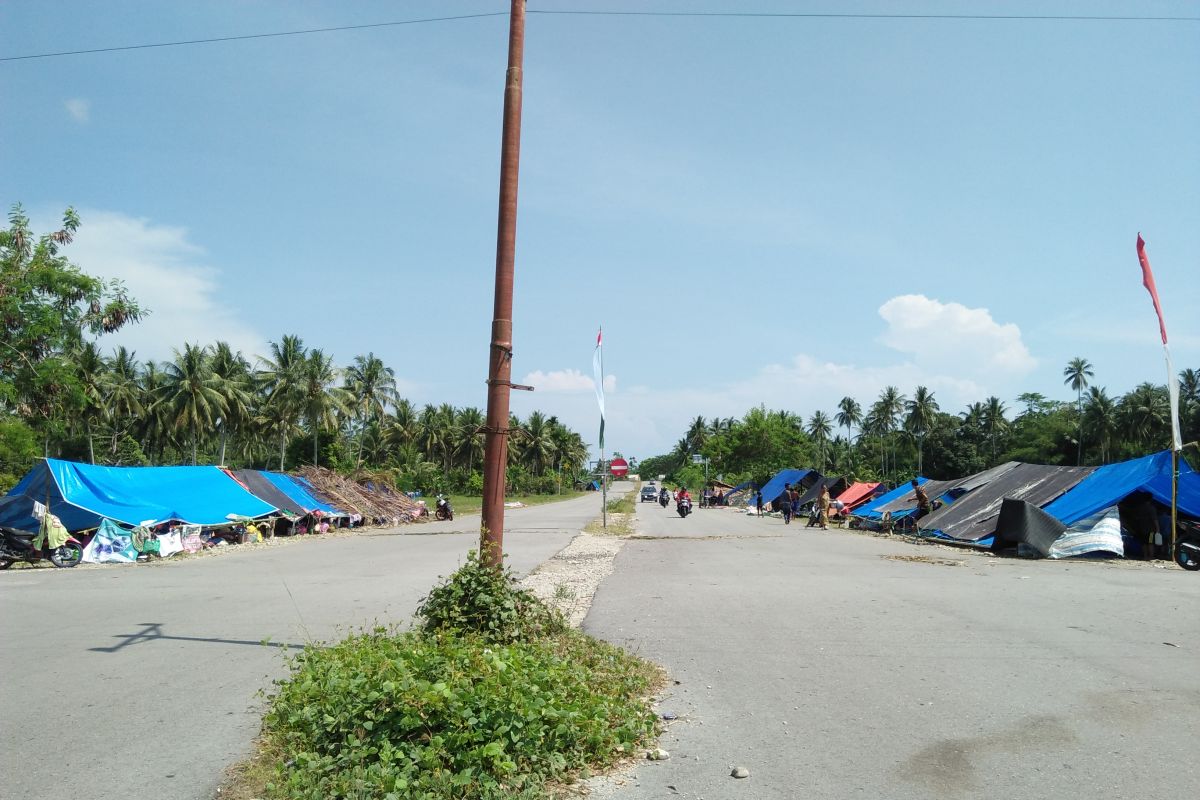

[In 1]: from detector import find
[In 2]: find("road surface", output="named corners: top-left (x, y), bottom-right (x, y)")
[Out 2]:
top-left (0, 489), bottom-right (611, 800)
top-left (587, 501), bottom-right (1200, 800)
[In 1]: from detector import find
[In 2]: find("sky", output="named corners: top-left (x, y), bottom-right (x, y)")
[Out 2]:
top-left (2, 0), bottom-right (1198, 464)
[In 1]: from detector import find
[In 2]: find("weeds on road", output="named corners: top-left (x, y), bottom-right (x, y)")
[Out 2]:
top-left (236, 550), bottom-right (661, 800)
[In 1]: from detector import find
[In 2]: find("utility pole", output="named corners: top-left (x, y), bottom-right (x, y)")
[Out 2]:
top-left (480, 0), bottom-right (526, 568)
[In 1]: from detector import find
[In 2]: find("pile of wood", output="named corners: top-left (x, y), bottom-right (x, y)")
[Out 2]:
top-left (296, 466), bottom-right (426, 525)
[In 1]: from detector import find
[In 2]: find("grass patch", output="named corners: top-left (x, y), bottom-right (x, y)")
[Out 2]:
top-left (235, 551), bottom-right (662, 800)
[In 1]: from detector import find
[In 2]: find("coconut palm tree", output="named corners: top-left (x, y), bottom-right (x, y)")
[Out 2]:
top-left (835, 396), bottom-right (862, 470)
top-left (210, 342), bottom-right (254, 466)
top-left (807, 410), bottom-right (833, 469)
top-left (904, 386), bottom-right (939, 476)
top-left (454, 406), bottom-right (486, 473)
top-left (522, 410), bottom-right (556, 476)
top-left (384, 398), bottom-right (419, 453)
top-left (1119, 382), bottom-right (1168, 453)
top-left (159, 344), bottom-right (226, 465)
top-left (1083, 386), bottom-right (1118, 463)
top-left (876, 386), bottom-right (906, 480)
top-left (344, 352), bottom-right (399, 467)
top-left (1063, 357), bottom-right (1094, 465)
top-left (1180, 368), bottom-right (1200, 441)
top-left (70, 341), bottom-right (108, 464)
top-left (137, 360), bottom-right (171, 463)
top-left (297, 348), bottom-right (349, 467)
top-left (258, 335), bottom-right (307, 470)
top-left (983, 396), bottom-right (1008, 463)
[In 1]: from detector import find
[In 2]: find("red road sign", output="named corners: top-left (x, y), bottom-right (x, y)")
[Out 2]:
top-left (609, 457), bottom-right (629, 476)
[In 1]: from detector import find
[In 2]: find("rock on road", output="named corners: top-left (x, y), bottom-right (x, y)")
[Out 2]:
top-left (0, 491), bottom-right (610, 800)
top-left (585, 501), bottom-right (1200, 800)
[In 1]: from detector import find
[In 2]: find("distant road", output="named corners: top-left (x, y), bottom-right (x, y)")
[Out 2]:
top-left (0, 490), bottom-right (613, 800)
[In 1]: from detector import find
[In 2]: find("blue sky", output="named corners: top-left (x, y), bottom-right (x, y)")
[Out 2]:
top-left (3, 0), bottom-right (1197, 462)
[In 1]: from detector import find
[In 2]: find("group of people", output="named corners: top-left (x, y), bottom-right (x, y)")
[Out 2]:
top-left (700, 487), bottom-right (730, 507)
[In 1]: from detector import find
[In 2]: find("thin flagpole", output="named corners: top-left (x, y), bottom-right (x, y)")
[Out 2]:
top-left (600, 326), bottom-right (606, 529)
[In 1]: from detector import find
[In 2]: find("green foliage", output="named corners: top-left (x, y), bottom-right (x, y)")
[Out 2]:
top-left (417, 551), bottom-right (566, 644)
top-left (0, 415), bottom-right (39, 492)
top-left (261, 627), bottom-right (659, 800)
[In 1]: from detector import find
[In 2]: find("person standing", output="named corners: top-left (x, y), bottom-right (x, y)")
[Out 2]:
top-left (790, 485), bottom-right (802, 525)
top-left (780, 484), bottom-right (793, 524)
top-left (755, 489), bottom-right (764, 517)
top-left (818, 484), bottom-right (832, 530)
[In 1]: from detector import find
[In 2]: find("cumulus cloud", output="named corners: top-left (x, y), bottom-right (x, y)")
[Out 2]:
top-left (65, 98), bottom-right (90, 123)
top-left (63, 210), bottom-right (268, 362)
top-left (521, 368), bottom-right (616, 394)
top-left (878, 294), bottom-right (1036, 374)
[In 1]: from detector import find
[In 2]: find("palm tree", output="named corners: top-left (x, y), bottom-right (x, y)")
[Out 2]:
top-left (522, 410), bottom-right (555, 475)
top-left (70, 341), bottom-right (108, 464)
top-left (297, 348), bottom-right (349, 467)
top-left (258, 335), bottom-right (307, 470)
top-left (384, 398), bottom-right (419, 453)
top-left (344, 352), bottom-right (399, 467)
top-left (1180, 368), bottom-right (1200, 441)
top-left (1063, 357), bottom-right (1094, 465)
top-left (159, 344), bottom-right (226, 465)
top-left (835, 396), bottom-right (862, 470)
top-left (877, 386), bottom-right (906, 480)
top-left (983, 396), bottom-right (1008, 463)
top-left (904, 386), bottom-right (939, 476)
top-left (807, 410), bottom-right (833, 469)
top-left (1083, 386), bottom-right (1118, 463)
top-left (210, 342), bottom-right (254, 466)
top-left (454, 406), bottom-right (486, 473)
top-left (686, 415), bottom-right (708, 452)
top-left (137, 361), bottom-right (171, 463)
top-left (1119, 382), bottom-right (1168, 453)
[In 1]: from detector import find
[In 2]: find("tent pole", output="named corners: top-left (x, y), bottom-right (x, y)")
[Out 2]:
top-left (1170, 449), bottom-right (1178, 562)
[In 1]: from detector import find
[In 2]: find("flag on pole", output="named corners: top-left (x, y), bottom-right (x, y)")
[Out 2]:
top-left (1137, 234), bottom-right (1183, 450)
top-left (593, 328), bottom-right (605, 451)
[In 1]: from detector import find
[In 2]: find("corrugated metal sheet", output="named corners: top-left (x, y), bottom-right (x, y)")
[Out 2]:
top-left (921, 463), bottom-right (1095, 543)
top-left (872, 462), bottom-right (1021, 516)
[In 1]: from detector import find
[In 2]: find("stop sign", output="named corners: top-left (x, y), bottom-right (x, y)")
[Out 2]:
top-left (609, 457), bottom-right (629, 477)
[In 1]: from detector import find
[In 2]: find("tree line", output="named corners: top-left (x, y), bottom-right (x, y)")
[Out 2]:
top-left (641, 363), bottom-right (1200, 492)
top-left (0, 206), bottom-right (588, 494)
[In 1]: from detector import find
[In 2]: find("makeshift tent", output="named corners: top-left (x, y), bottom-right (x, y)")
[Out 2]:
top-left (81, 519), bottom-right (139, 564)
top-left (1049, 507), bottom-right (1124, 559)
top-left (1042, 451), bottom-right (1200, 526)
top-left (835, 482), bottom-right (882, 511)
top-left (723, 480), bottom-right (754, 504)
top-left (992, 498), bottom-right (1124, 558)
top-left (0, 459), bottom-right (278, 532)
top-left (919, 463), bottom-right (1094, 545)
top-left (855, 478), bottom-right (930, 520)
top-left (756, 469), bottom-right (813, 506)
top-left (868, 462), bottom-right (1021, 520)
top-left (796, 475), bottom-right (849, 507)
top-left (262, 472), bottom-right (346, 517)
top-left (227, 470), bottom-right (305, 517)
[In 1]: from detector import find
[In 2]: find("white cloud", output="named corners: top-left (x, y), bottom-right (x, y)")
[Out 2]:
top-left (521, 368), bottom-right (616, 394)
top-left (63, 210), bottom-right (268, 362)
top-left (65, 98), bottom-right (90, 123)
top-left (878, 294), bottom-right (1036, 374)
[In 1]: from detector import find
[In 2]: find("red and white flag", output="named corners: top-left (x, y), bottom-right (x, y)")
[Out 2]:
top-left (1137, 234), bottom-right (1182, 450)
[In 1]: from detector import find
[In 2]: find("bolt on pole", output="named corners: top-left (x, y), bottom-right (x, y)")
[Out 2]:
top-left (480, 0), bottom-right (526, 568)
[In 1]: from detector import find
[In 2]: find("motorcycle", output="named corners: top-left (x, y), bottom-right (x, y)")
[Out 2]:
top-left (0, 525), bottom-right (85, 569)
top-left (659, 491), bottom-right (669, 508)
top-left (676, 497), bottom-right (692, 518)
top-left (435, 496), bottom-right (454, 522)
top-left (1175, 520), bottom-right (1200, 571)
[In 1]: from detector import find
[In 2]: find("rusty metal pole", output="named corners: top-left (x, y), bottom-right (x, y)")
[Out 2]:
top-left (480, 0), bottom-right (526, 568)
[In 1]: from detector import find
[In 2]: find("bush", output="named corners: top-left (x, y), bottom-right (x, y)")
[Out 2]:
top-left (417, 550), bottom-right (565, 644)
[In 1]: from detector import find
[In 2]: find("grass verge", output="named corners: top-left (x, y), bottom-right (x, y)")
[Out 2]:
top-left (227, 551), bottom-right (662, 800)
top-left (583, 483), bottom-right (638, 536)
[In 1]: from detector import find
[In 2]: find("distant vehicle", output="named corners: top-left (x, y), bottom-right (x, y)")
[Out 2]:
top-left (640, 486), bottom-right (658, 503)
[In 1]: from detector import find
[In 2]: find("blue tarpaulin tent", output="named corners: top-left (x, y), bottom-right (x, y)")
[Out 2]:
top-left (854, 478), bottom-right (929, 520)
top-left (0, 459), bottom-right (278, 532)
top-left (261, 472), bottom-right (346, 517)
top-left (1041, 451), bottom-right (1200, 526)
top-left (757, 469), bottom-right (813, 505)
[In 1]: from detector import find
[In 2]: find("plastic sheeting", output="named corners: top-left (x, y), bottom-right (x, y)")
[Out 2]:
top-left (228, 470), bottom-right (305, 517)
top-left (1049, 507), bottom-right (1124, 559)
top-left (835, 482), bottom-right (882, 510)
top-left (871, 462), bottom-right (1021, 518)
top-left (1042, 451), bottom-right (1200, 526)
top-left (262, 472), bottom-right (346, 516)
top-left (81, 519), bottom-right (138, 564)
top-left (992, 497), bottom-right (1068, 556)
top-left (796, 476), bottom-right (849, 506)
top-left (855, 477), bottom-right (930, 520)
top-left (757, 469), bottom-right (814, 505)
top-left (1, 460), bottom-right (278, 532)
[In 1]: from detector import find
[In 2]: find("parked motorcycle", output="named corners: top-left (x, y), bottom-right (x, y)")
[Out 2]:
top-left (435, 496), bottom-right (454, 522)
top-left (1175, 520), bottom-right (1200, 571)
top-left (0, 525), bottom-right (85, 569)
top-left (676, 497), bottom-right (692, 518)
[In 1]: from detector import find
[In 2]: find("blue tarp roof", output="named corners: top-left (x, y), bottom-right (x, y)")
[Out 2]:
top-left (262, 472), bottom-right (345, 516)
top-left (758, 469), bottom-right (812, 504)
top-left (0, 459), bottom-right (278, 532)
top-left (854, 477), bottom-right (929, 520)
top-left (1041, 451), bottom-right (1200, 526)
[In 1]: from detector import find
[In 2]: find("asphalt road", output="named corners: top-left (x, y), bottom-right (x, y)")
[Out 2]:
top-left (587, 501), bottom-right (1200, 800)
top-left (0, 490), bottom-right (611, 800)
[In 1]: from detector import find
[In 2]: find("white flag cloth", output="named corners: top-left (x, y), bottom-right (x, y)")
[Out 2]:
top-left (593, 328), bottom-right (605, 449)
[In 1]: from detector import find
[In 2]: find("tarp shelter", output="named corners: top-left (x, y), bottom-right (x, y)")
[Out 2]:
top-left (1042, 451), bottom-right (1200, 526)
top-left (919, 463), bottom-right (1095, 545)
top-left (723, 480), bottom-right (754, 504)
top-left (262, 472), bottom-right (346, 517)
top-left (869, 462), bottom-right (1021, 520)
top-left (835, 482), bottom-right (882, 511)
top-left (757, 469), bottom-right (814, 505)
top-left (228, 470), bottom-right (305, 517)
top-left (0, 459), bottom-right (278, 533)
top-left (855, 477), bottom-right (930, 520)
top-left (796, 475), bottom-right (849, 507)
